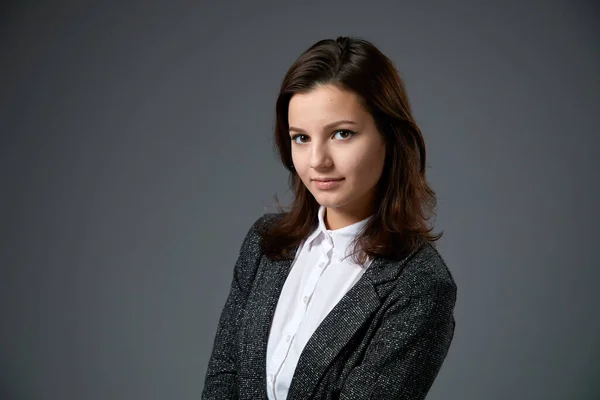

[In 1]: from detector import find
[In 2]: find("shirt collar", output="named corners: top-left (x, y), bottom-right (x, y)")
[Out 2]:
top-left (305, 205), bottom-right (373, 263)
top-left (304, 206), bottom-right (326, 246)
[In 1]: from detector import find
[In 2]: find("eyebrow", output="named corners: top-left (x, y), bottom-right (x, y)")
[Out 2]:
top-left (289, 120), bottom-right (358, 134)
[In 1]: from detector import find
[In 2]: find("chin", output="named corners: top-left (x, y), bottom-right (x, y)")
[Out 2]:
top-left (313, 196), bottom-right (347, 209)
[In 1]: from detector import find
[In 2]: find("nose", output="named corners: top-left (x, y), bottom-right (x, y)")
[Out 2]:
top-left (309, 142), bottom-right (333, 170)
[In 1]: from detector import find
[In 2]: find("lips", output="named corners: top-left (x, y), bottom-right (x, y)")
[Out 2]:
top-left (312, 178), bottom-right (344, 190)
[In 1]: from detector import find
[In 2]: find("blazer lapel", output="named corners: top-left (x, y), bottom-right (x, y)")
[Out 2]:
top-left (285, 246), bottom-right (423, 400)
top-left (285, 257), bottom-right (387, 400)
top-left (238, 251), bottom-right (297, 398)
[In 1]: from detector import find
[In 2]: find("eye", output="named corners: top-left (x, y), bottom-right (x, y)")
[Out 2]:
top-left (333, 129), bottom-right (355, 140)
top-left (291, 134), bottom-right (310, 144)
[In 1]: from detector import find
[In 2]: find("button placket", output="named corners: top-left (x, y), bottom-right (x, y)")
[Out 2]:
top-left (271, 349), bottom-right (284, 367)
top-left (301, 256), bottom-right (328, 302)
top-left (273, 249), bottom-right (330, 377)
top-left (269, 233), bottom-right (337, 398)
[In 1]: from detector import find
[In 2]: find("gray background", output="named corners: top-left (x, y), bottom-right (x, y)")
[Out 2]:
top-left (1, 0), bottom-right (598, 399)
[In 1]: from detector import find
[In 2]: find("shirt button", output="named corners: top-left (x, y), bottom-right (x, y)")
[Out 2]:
top-left (269, 375), bottom-right (274, 383)
top-left (319, 262), bottom-right (325, 268)
top-left (286, 335), bottom-right (292, 342)
top-left (303, 296), bottom-right (309, 303)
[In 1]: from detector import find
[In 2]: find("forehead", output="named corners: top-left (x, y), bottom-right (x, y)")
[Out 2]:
top-left (288, 84), bottom-right (368, 126)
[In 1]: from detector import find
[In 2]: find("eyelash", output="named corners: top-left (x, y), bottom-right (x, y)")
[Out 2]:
top-left (291, 129), bottom-right (356, 144)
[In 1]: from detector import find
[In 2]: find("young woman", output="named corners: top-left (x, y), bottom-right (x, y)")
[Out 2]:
top-left (202, 36), bottom-right (457, 400)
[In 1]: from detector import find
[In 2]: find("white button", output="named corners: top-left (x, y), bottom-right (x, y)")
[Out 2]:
top-left (269, 375), bottom-right (274, 383)
top-left (319, 262), bottom-right (325, 268)
top-left (303, 296), bottom-right (309, 303)
top-left (286, 335), bottom-right (292, 342)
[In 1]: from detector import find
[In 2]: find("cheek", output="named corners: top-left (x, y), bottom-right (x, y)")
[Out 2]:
top-left (341, 144), bottom-right (385, 181)
top-left (291, 148), bottom-right (300, 169)
top-left (291, 150), bottom-right (309, 178)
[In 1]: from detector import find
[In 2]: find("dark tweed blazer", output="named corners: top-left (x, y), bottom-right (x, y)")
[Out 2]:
top-left (202, 213), bottom-right (457, 400)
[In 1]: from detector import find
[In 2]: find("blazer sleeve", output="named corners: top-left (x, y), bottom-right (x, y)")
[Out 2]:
top-left (338, 271), bottom-right (457, 400)
top-left (201, 216), bottom-right (264, 400)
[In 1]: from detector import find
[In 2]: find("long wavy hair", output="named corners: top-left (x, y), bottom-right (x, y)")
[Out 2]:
top-left (258, 36), bottom-right (442, 263)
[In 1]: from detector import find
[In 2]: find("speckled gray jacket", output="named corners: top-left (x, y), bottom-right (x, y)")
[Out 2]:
top-left (202, 214), bottom-right (457, 400)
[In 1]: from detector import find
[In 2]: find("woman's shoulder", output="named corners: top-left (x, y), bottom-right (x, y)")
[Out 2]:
top-left (411, 243), bottom-right (454, 282)
top-left (255, 212), bottom-right (286, 228)
top-left (242, 212), bottom-right (283, 236)
top-left (232, 213), bottom-right (286, 281)
top-left (238, 212), bottom-right (286, 251)
top-left (391, 242), bottom-right (457, 299)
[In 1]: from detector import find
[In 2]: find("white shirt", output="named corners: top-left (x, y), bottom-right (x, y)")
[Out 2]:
top-left (265, 206), bottom-right (373, 400)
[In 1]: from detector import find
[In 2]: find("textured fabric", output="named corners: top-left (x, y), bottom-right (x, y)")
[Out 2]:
top-left (266, 206), bottom-right (373, 399)
top-left (202, 213), bottom-right (457, 400)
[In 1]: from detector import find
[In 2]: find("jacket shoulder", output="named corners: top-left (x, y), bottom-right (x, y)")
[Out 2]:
top-left (394, 242), bottom-right (457, 299)
top-left (238, 212), bottom-right (285, 254)
top-left (255, 212), bottom-right (285, 228)
top-left (231, 214), bottom-right (282, 291)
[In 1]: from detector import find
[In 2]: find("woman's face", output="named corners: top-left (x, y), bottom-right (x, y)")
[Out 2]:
top-left (288, 84), bottom-right (386, 222)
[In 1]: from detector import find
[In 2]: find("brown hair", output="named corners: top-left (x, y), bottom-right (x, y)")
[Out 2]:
top-left (259, 36), bottom-right (442, 263)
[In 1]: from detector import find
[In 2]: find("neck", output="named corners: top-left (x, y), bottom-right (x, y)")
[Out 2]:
top-left (324, 205), bottom-right (374, 230)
